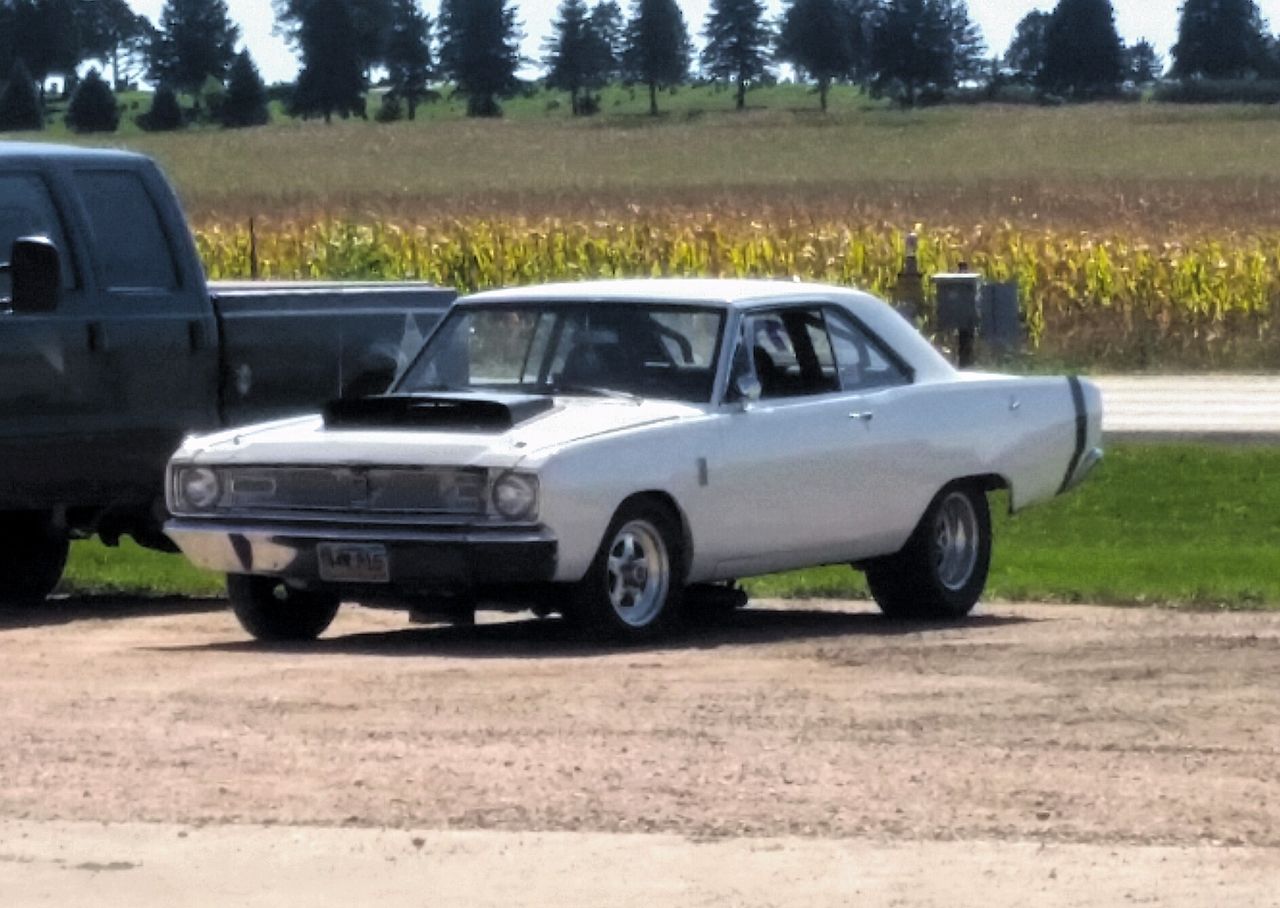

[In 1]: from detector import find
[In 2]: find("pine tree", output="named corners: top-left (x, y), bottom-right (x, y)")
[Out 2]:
top-left (590, 1), bottom-right (626, 80)
top-left (777, 0), bottom-right (853, 112)
top-left (386, 0), bottom-right (433, 119)
top-left (138, 84), bottom-right (184, 131)
top-left (1173, 0), bottom-right (1268, 80)
top-left (545, 0), bottom-right (613, 115)
top-left (701, 0), bottom-right (771, 110)
top-left (148, 0), bottom-right (239, 97)
top-left (273, 0), bottom-right (395, 78)
top-left (1127, 39), bottom-right (1163, 84)
top-left (438, 0), bottom-right (522, 118)
top-left (221, 50), bottom-right (269, 127)
top-left (1040, 0), bottom-right (1124, 98)
top-left (871, 0), bottom-right (982, 107)
top-left (291, 0), bottom-right (367, 123)
top-left (1004, 11), bottom-right (1051, 85)
top-left (0, 59), bottom-right (43, 131)
top-left (66, 68), bottom-right (119, 133)
top-left (622, 0), bottom-right (691, 116)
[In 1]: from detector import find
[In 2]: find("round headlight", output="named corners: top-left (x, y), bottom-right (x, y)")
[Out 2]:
top-left (181, 468), bottom-right (221, 510)
top-left (492, 472), bottom-right (537, 519)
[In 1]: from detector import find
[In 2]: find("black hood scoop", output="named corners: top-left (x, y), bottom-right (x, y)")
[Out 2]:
top-left (323, 394), bottom-right (556, 433)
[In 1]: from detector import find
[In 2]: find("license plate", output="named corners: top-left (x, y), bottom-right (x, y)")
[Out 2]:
top-left (317, 543), bottom-right (390, 583)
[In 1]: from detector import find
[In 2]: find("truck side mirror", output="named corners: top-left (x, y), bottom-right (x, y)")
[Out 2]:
top-left (10, 237), bottom-right (61, 314)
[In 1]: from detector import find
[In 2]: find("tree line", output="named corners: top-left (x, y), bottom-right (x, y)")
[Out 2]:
top-left (2, 0), bottom-right (1280, 133)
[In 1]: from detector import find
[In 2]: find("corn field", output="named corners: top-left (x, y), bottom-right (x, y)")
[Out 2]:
top-left (194, 217), bottom-right (1280, 369)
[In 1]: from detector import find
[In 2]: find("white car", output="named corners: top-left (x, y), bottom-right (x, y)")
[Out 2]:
top-left (165, 280), bottom-right (1102, 642)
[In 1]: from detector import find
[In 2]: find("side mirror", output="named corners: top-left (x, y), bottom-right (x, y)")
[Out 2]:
top-left (730, 372), bottom-right (762, 404)
top-left (9, 237), bottom-right (61, 314)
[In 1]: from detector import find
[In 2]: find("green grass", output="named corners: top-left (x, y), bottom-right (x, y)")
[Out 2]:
top-left (61, 445), bottom-right (1280, 610)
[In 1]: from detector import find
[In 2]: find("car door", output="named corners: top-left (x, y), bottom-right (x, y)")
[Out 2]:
top-left (68, 166), bottom-right (219, 502)
top-left (703, 304), bottom-right (915, 578)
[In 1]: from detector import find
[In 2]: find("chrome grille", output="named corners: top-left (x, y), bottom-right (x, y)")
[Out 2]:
top-left (219, 467), bottom-right (487, 516)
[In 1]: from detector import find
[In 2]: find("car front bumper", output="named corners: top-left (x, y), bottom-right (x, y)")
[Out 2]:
top-left (164, 518), bottom-right (558, 589)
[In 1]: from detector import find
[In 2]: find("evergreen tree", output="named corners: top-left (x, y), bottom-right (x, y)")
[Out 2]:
top-left (590, 1), bottom-right (626, 80)
top-left (13, 0), bottom-right (82, 93)
top-left (438, 0), bottom-right (522, 118)
top-left (221, 49), bottom-right (269, 127)
top-left (148, 0), bottom-right (239, 96)
top-left (0, 59), bottom-right (43, 131)
top-left (1173, 0), bottom-right (1269, 79)
top-left (1040, 0), bottom-right (1124, 98)
top-left (1127, 39), bottom-right (1163, 84)
top-left (701, 0), bottom-right (771, 110)
top-left (291, 0), bottom-right (367, 122)
top-left (839, 0), bottom-right (883, 86)
top-left (385, 0), bottom-right (433, 119)
top-left (65, 68), bottom-right (118, 132)
top-left (1004, 10), bottom-right (1051, 85)
top-left (545, 0), bottom-right (613, 115)
top-left (137, 84), bottom-right (184, 131)
top-left (777, 0), bottom-right (853, 111)
top-left (274, 0), bottom-right (395, 79)
top-left (622, 0), bottom-right (692, 116)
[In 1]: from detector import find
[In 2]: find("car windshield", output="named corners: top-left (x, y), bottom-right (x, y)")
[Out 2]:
top-left (397, 303), bottom-right (726, 403)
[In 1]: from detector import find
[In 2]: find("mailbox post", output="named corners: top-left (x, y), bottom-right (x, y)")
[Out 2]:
top-left (933, 270), bottom-right (982, 368)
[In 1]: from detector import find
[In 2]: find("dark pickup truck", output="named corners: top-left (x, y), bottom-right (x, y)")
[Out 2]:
top-left (0, 143), bottom-right (455, 605)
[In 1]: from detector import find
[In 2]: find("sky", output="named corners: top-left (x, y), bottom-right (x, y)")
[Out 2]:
top-left (124, 1), bottom-right (1280, 85)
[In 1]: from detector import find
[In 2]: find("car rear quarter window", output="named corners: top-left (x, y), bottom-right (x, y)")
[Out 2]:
top-left (825, 307), bottom-right (912, 392)
top-left (73, 170), bottom-right (179, 291)
top-left (0, 172), bottom-right (76, 295)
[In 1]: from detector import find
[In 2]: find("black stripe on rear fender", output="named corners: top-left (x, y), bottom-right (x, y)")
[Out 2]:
top-left (1058, 376), bottom-right (1089, 495)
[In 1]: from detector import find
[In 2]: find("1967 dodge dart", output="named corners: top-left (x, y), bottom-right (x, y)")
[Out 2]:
top-left (165, 280), bottom-right (1102, 642)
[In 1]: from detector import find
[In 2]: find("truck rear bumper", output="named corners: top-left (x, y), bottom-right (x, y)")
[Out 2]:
top-left (164, 518), bottom-right (557, 588)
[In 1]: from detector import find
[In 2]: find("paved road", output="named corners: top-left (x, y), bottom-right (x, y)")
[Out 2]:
top-left (1093, 374), bottom-right (1280, 441)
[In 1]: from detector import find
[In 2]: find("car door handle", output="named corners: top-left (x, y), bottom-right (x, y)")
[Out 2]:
top-left (849, 411), bottom-right (874, 422)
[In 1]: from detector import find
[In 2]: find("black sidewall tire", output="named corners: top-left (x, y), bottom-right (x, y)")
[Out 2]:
top-left (568, 501), bottom-right (685, 643)
top-left (0, 514), bottom-right (69, 607)
top-left (228, 574), bottom-right (341, 642)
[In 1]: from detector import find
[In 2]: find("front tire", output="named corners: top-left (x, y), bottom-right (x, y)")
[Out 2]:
top-left (865, 484), bottom-right (991, 621)
top-left (227, 574), bottom-right (341, 641)
top-left (568, 500), bottom-right (685, 642)
top-left (0, 513), bottom-right (69, 607)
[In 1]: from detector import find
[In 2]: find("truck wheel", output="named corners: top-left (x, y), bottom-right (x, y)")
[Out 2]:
top-left (568, 500), bottom-right (685, 642)
top-left (227, 574), bottom-right (341, 642)
top-left (865, 484), bottom-right (991, 621)
top-left (0, 513), bottom-right (69, 607)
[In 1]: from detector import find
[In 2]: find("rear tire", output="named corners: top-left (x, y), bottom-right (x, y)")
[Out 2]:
top-left (865, 484), bottom-right (991, 621)
top-left (567, 500), bottom-right (685, 642)
top-left (0, 513), bottom-right (69, 607)
top-left (227, 574), bottom-right (341, 641)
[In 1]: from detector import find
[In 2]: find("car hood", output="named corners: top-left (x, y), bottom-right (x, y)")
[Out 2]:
top-left (174, 395), bottom-right (705, 469)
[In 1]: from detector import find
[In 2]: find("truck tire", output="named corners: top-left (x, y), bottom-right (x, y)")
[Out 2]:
top-left (227, 574), bottom-right (341, 642)
top-left (0, 513), bottom-right (69, 607)
top-left (865, 483), bottom-right (991, 621)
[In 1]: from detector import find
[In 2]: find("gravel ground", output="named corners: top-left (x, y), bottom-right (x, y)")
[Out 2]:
top-left (1, 597), bottom-right (1278, 904)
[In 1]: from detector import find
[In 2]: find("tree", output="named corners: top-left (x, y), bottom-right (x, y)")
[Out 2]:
top-left (545, 0), bottom-right (613, 115)
top-left (221, 50), bottom-right (269, 127)
top-left (148, 0), bottom-right (239, 97)
top-left (0, 59), bottom-right (43, 131)
top-left (65, 68), bottom-right (118, 132)
top-left (1004, 10), bottom-right (1051, 85)
top-left (10, 0), bottom-right (82, 94)
top-left (590, 1), bottom-right (626, 80)
top-left (839, 0), bottom-right (883, 87)
top-left (291, 0), bottom-right (367, 122)
top-left (137, 84), bottom-right (184, 131)
top-left (1173, 0), bottom-right (1269, 80)
top-left (1040, 0), bottom-right (1124, 98)
top-left (701, 0), bottom-right (771, 110)
top-left (870, 0), bottom-right (985, 107)
top-left (75, 0), bottom-right (154, 89)
top-left (777, 0), bottom-right (853, 111)
top-left (438, 0), bottom-right (522, 117)
top-left (623, 0), bottom-right (691, 116)
top-left (273, 0), bottom-right (395, 80)
top-left (1127, 38), bottom-right (1163, 84)
top-left (385, 0), bottom-right (433, 119)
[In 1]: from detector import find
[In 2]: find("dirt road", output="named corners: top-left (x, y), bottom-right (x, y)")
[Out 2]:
top-left (2, 598), bottom-right (1278, 905)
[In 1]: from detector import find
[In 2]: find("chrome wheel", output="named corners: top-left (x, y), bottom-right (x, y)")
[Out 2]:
top-left (605, 519), bottom-right (671, 629)
top-left (933, 491), bottom-right (980, 592)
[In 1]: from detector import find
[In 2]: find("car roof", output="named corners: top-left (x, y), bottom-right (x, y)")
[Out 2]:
top-left (0, 141), bottom-right (147, 166)
top-left (460, 278), bottom-right (883, 310)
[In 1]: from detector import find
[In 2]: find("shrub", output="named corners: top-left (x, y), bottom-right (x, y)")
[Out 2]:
top-left (375, 92), bottom-right (404, 122)
top-left (1153, 79), bottom-right (1280, 104)
top-left (137, 86), bottom-right (184, 132)
top-left (65, 69), bottom-right (119, 133)
top-left (0, 60), bottom-right (42, 131)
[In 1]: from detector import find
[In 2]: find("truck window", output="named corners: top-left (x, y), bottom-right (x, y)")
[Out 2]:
top-left (73, 170), bottom-right (179, 291)
top-left (0, 173), bottom-right (76, 297)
